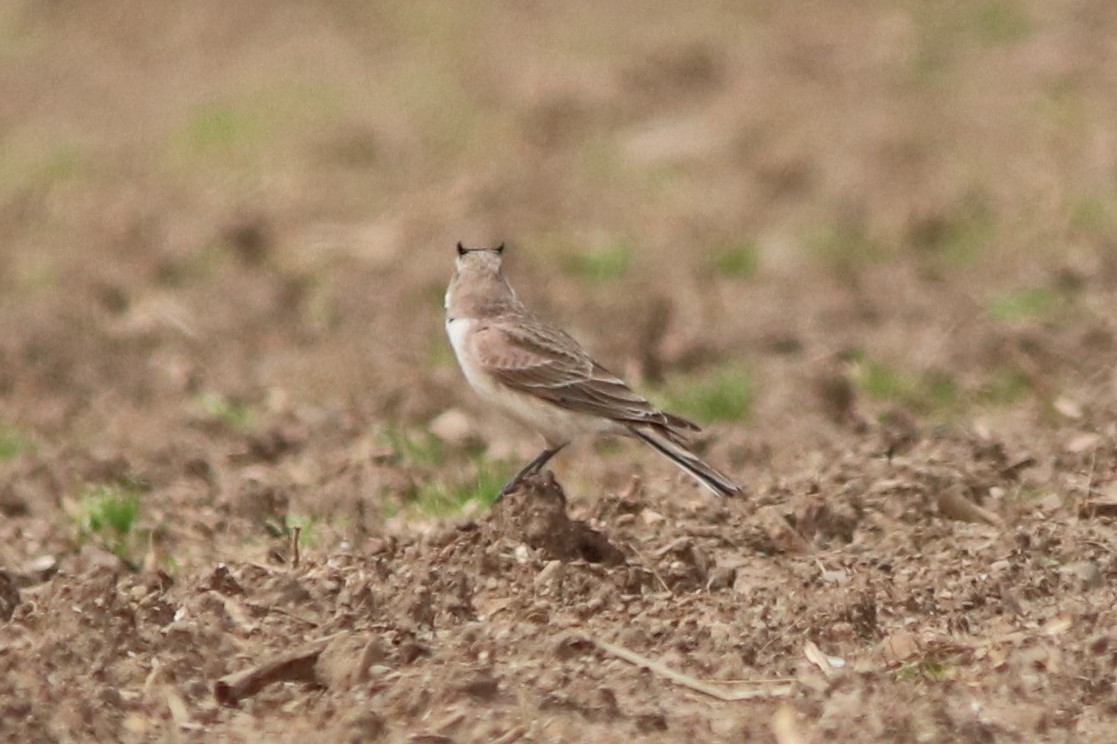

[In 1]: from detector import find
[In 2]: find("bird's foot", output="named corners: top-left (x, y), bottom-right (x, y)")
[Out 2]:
top-left (495, 477), bottom-right (523, 502)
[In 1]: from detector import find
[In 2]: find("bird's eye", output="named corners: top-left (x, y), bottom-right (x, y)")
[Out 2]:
top-left (495, 243), bottom-right (505, 255)
top-left (456, 242), bottom-right (467, 256)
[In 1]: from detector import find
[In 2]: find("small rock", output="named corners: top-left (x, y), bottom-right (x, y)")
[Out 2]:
top-left (534, 560), bottom-right (564, 588)
top-left (1053, 397), bottom-right (1083, 420)
top-left (1065, 432), bottom-right (1101, 454)
top-left (429, 409), bottom-right (474, 445)
top-left (1060, 561), bottom-right (1103, 590)
top-left (706, 566), bottom-right (736, 591)
top-left (24, 554), bottom-right (59, 578)
top-left (878, 631), bottom-right (920, 664)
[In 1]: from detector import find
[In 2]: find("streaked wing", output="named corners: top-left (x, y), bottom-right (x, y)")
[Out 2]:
top-left (471, 317), bottom-right (700, 436)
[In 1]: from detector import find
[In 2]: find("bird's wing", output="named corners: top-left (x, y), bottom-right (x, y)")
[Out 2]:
top-left (471, 317), bottom-right (700, 436)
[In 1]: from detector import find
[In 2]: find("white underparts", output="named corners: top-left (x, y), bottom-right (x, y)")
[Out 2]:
top-left (445, 317), bottom-right (618, 446)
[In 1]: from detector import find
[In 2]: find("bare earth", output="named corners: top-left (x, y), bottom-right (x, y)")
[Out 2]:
top-left (2, 2), bottom-right (1117, 742)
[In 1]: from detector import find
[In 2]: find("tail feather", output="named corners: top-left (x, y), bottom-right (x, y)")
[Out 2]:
top-left (628, 426), bottom-right (742, 497)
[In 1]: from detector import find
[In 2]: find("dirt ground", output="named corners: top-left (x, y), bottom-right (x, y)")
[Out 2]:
top-left (3, 1), bottom-right (1117, 742)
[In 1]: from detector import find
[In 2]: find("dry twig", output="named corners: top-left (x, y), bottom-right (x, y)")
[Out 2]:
top-left (214, 634), bottom-right (338, 706)
top-left (583, 634), bottom-right (794, 701)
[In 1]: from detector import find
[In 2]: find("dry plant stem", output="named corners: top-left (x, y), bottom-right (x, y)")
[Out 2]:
top-left (268, 605), bottom-right (320, 627)
top-left (625, 541), bottom-right (670, 593)
top-left (584, 635), bottom-right (794, 701)
top-left (1077, 448), bottom-right (1098, 516)
top-left (293, 526), bottom-right (301, 568)
top-left (214, 635), bottom-right (336, 706)
top-left (491, 727), bottom-right (528, 744)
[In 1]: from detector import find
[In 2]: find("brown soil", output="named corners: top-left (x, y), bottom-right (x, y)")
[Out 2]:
top-left (3, 2), bottom-right (1117, 742)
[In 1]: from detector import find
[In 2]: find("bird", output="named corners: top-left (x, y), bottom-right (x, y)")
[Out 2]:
top-left (443, 242), bottom-right (742, 498)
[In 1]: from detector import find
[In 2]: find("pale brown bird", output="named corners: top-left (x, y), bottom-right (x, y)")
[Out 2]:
top-left (444, 242), bottom-right (742, 497)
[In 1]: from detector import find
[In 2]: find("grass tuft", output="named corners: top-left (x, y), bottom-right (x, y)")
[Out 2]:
top-left (156, 242), bottom-right (231, 286)
top-left (709, 240), bottom-right (759, 279)
top-left (198, 391), bottom-right (256, 432)
top-left (971, 0), bottom-right (1031, 45)
top-left (411, 457), bottom-right (510, 517)
top-left (663, 363), bottom-right (752, 424)
top-left (0, 142), bottom-right (88, 196)
top-left (893, 657), bottom-right (954, 682)
top-left (977, 369), bottom-right (1032, 406)
top-left (987, 287), bottom-right (1062, 322)
top-left (77, 483), bottom-right (142, 560)
top-left (852, 355), bottom-right (1035, 417)
top-left (560, 240), bottom-right (633, 283)
top-left (183, 105), bottom-right (265, 154)
top-left (807, 224), bottom-right (884, 273)
top-left (911, 196), bottom-right (995, 267)
top-left (383, 426), bottom-right (445, 467)
top-left (382, 424), bottom-right (511, 518)
top-left (285, 513), bottom-right (320, 548)
top-left (1068, 194), bottom-right (1115, 234)
top-left (165, 83), bottom-right (345, 171)
top-left (850, 354), bottom-right (959, 416)
top-left (0, 421), bottom-right (32, 460)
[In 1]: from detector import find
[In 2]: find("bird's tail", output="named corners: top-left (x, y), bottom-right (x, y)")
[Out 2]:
top-left (627, 426), bottom-right (742, 497)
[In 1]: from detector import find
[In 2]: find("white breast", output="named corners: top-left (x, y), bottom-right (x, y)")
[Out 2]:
top-left (446, 317), bottom-right (497, 396)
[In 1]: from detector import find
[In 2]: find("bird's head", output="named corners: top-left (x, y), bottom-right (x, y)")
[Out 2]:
top-left (445, 242), bottom-right (516, 316)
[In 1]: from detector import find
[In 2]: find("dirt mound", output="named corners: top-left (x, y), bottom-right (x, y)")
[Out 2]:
top-left (5, 427), bottom-right (1117, 743)
top-left (486, 472), bottom-right (627, 566)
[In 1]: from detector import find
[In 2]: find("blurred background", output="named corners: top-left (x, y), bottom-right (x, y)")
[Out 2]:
top-left (1, 0), bottom-right (1116, 529)
top-left (4, 4), bottom-right (1117, 741)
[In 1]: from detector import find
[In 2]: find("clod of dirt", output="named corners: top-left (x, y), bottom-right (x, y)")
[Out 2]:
top-left (315, 632), bottom-right (386, 690)
top-left (1059, 560), bottom-right (1104, 591)
top-left (0, 483), bottom-right (29, 517)
top-left (487, 471), bottom-right (625, 566)
top-left (0, 570), bottom-right (19, 621)
top-left (208, 564), bottom-right (244, 595)
top-left (243, 425), bottom-right (307, 463)
top-left (457, 672), bottom-right (500, 700)
top-left (215, 637), bottom-right (327, 707)
top-left (343, 710), bottom-right (388, 743)
top-left (221, 216), bottom-right (273, 266)
top-left (654, 536), bottom-right (713, 590)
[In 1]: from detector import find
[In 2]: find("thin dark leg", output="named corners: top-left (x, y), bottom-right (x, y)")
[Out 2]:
top-left (499, 443), bottom-right (568, 497)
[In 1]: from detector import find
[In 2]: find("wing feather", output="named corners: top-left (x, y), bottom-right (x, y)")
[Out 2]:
top-left (471, 317), bottom-right (700, 438)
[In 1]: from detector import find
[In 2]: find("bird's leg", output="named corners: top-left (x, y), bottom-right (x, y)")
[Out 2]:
top-left (498, 443), bottom-right (568, 497)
